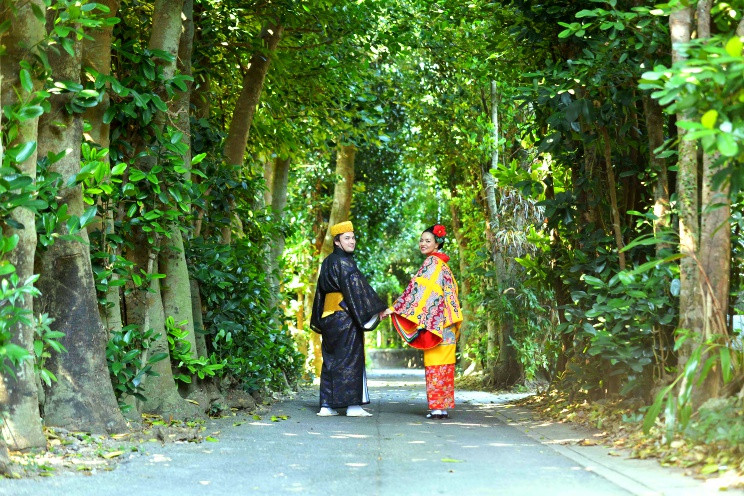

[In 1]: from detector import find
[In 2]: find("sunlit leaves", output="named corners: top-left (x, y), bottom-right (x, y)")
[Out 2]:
top-left (641, 35), bottom-right (744, 172)
top-left (701, 109), bottom-right (718, 129)
top-left (725, 35), bottom-right (742, 58)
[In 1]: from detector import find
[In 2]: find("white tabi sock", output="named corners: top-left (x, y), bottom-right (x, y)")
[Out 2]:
top-left (346, 405), bottom-right (372, 417)
top-left (317, 406), bottom-right (339, 416)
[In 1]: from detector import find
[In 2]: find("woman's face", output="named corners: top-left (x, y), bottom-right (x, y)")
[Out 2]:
top-left (419, 231), bottom-right (438, 256)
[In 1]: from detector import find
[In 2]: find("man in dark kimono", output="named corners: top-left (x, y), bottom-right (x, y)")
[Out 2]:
top-left (310, 221), bottom-right (388, 417)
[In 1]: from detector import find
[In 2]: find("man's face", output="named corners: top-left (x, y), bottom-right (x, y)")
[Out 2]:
top-left (335, 232), bottom-right (356, 253)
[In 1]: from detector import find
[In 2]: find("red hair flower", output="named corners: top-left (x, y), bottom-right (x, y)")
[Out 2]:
top-left (433, 225), bottom-right (446, 238)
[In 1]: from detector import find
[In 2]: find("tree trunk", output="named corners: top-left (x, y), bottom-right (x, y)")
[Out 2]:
top-left (223, 23), bottom-right (284, 167)
top-left (670, 5), bottom-right (707, 409)
top-left (174, 0), bottom-right (194, 184)
top-left (160, 227), bottom-right (209, 410)
top-left (36, 23), bottom-right (126, 432)
top-left (642, 96), bottom-right (670, 254)
top-left (482, 84), bottom-right (501, 376)
top-left (484, 82), bottom-right (521, 387)
top-left (319, 144), bottom-right (356, 258)
top-left (694, 0), bottom-right (728, 404)
top-left (158, 0), bottom-right (206, 405)
top-left (82, 0), bottom-right (122, 337)
top-left (0, 438), bottom-right (9, 476)
top-left (263, 158), bottom-right (274, 206)
top-left (600, 127), bottom-right (626, 270)
top-left (159, 229), bottom-right (199, 359)
top-left (221, 23), bottom-right (283, 245)
top-left (124, 235), bottom-right (200, 417)
top-left (267, 156), bottom-right (291, 304)
top-left (188, 278), bottom-right (225, 406)
top-left (696, 0), bottom-right (712, 39)
top-left (670, 6), bottom-right (701, 348)
top-left (0, 0), bottom-right (47, 451)
top-left (119, 0), bottom-right (199, 418)
top-left (190, 278), bottom-right (207, 358)
top-left (149, 0), bottom-right (184, 79)
top-left (699, 152), bottom-right (730, 347)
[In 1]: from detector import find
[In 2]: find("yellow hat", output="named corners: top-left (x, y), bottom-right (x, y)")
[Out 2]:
top-left (330, 221), bottom-right (354, 237)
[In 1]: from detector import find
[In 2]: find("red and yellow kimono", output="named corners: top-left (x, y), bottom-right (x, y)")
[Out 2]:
top-left (391, 252), bottom-right (462, 410)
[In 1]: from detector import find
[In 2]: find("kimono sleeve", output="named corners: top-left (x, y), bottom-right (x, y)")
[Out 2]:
top-left (309, 284), bottom-right (324, 334)
top-left (339, 267), bottom-right (387, 331)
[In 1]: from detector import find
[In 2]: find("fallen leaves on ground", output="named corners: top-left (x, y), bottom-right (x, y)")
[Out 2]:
top-left (6, 397), bottom-right (275, 479)
top-left (516, 390), bottom-right (744, 489)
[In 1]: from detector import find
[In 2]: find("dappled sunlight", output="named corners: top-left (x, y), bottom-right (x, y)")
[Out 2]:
top-left (330, 433), bottom-right (372, 439)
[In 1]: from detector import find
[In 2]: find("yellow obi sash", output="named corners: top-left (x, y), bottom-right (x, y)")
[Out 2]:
top-left (321, 292), bottom-right (344, 318)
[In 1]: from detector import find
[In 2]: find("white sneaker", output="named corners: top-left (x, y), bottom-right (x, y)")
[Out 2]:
top-left (317, 407), bottom-right (339, 416)
top-left (346, 405), bottom-right (372, 417)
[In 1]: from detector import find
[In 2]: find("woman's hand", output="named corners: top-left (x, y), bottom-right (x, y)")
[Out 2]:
top-left (379, 308), bottom-right (393, 320)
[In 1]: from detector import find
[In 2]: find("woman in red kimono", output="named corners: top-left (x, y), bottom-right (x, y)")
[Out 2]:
top-left (386, 224), bottom-right (463, 419)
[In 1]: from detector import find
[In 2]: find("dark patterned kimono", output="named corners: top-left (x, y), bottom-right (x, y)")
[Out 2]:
top-left (311, 246), bottom-right (387, 409)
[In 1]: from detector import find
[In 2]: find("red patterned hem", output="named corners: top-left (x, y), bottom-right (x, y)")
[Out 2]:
top-left (425, 364), bottom-right (455, 410)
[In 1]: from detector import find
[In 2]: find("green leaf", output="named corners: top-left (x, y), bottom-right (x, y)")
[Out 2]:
top-left (575, 9), bottom-right (597, 18)
top-left (148, 352), bottom-right (169, 363)
top-left (664, 396), bottom-right (677, 441)
top-left (17, 105), bottom-right (44, 121)
top-left (79, 206), bottom-right (97, 228)
top-left (103, 106), bottom-right (117, 124)
top-left (191, 153), bottom-right (207, 165)
top-left (716, 133), bottom-right (738, 157)
top-left (8, 141), bottom-right (37, 164)
top-left (129, 169), bottom-right (146, 182)
top-left (4, 234), bottom-right (20, 251)
top-left (720, 347), bottom-right (732, 383)
top-left (20, 69), bottom-right (33, 93)
top-left (582, 275), bottom-right (605, 287)
top-left (725, 36), bottom-right (743, 57)
top-left (643, 383), bottom-right (673, 433)
top-left (79, 89), bottom-right (99, 98)
top-left (151, 94), bottom-right (168, 112)
top-left (616, 271), bottom-right (634, 285)
top-left (0, 262), bottom-right (16, 275)
top-left (700, 109), bottom-right (717, 130)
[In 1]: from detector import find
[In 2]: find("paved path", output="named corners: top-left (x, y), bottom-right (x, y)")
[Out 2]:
top-left (1, 369), bottom-right (736, 496)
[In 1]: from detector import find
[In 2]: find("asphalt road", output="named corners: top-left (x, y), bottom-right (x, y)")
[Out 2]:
top-left (0, 369), bottom-right (734, 496)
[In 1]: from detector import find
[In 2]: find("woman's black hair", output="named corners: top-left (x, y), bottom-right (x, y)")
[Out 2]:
top-left (423, 225), bottom-right (446, 249)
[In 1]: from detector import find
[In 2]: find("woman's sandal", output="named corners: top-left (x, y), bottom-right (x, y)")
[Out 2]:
top-left (425, 412), bottom-right (449, 420)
